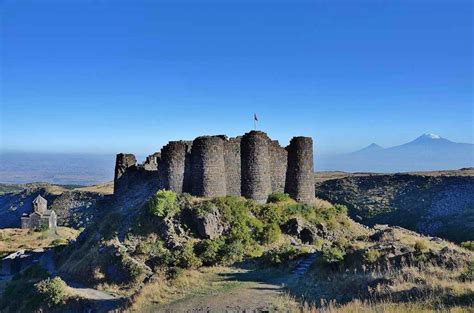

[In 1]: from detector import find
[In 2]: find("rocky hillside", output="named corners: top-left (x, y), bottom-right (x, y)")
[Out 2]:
top-left (0, 183), bottom-right (113, 229)
top-left (1, 178), bottom-right (472, 311)
top-left (315, 169), bottom-right (474, 243)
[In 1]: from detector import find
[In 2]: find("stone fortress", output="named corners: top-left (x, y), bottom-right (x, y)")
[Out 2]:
top-left (114, 131), bottom-right (315, 204)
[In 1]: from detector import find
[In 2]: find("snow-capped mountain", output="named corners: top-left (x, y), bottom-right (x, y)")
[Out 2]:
top-left (317, 134), bottom-right (474, 172)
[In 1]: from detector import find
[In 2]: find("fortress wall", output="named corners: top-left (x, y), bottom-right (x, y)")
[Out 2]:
top-left (241, 131), bottom-right (272, 203)
top-left (191, 136), bottom-right (227, 197)
top-left (224, 137), bottom-right (242, 196)
top-left (159, 141), bottom-right (192, 193)
top-left (143, 152), bottom-right (161, 171)
top-left (114, 153), bottom-right (137, 194)
top-left (269, 140), bottom-right (288, 193)
top-left (285, 137), bottom-right (315, 203)
top-left (114, 153), bottom-right (137, 182)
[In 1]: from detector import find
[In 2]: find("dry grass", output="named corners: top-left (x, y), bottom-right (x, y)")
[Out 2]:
top-left (73, 182), bottom-right (114, 195)
top-left (0, 227), bottom-right (79, 255)
top-left (281, 263), bottom-right (474, 312)
top-left (128, 266), bottom-right (243, 312)
top-left (273, 295), bottom-right (473, 312)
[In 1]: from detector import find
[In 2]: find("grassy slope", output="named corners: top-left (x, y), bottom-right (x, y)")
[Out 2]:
top-left (0, 227), bottom-right (80, 256)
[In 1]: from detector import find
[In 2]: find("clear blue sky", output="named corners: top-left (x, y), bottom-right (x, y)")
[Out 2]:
top-left (1, 0), bottom-right (472, 156)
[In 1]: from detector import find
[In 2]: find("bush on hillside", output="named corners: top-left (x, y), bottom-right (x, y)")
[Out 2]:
top-left (267, 192), bottom-right (292, 203)
top-left (260, 223), bottom-right (281, 244)
top-left (322, 245), bottom-right (346, 264)
top-left (173, 241), bottom-right (202, 269)
top-left (195, 238), bottom-right (226, 265)
top-left (263, 244), bottom-right (303, 266)
top-left (35, 277), bottom-right (69, 307)
top-left (363, 249), bottom-right (381, 264)
top-left (414, 240), bottom-right (428, 253)
top-left (148, 190), bottom-right (179, 218)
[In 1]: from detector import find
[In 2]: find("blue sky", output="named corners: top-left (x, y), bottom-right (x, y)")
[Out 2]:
top-left (1, 0), bottom-right (472, 156)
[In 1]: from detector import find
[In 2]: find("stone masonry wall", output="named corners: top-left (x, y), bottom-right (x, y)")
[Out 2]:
top-left (159, 141), bottom-right (192, 193)
top-left (191, 136), bottom-right (227, 197)
top-left (241, 131), bottom-right (272, 203)
top-left (114, 153), bottom-right (137, 194)
top-left (114, 132), bottom-right (315, 203)
top-left (224, 137), bottom-right (242, 196)
top-left (269, 140), bottom-right (288, 193)
top-left (143, 152), bottom-right (160, 171)
top-left (285, 137), bottom-right (315, 203)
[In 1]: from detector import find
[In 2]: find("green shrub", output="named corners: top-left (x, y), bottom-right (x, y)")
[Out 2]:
top-left (192, 200), bottom-right (219, 217)
top-left (35, 277), bottom-right (69, 307)
top-left (363, 249), bottom-right (380, 264)
top-left (119, 255), bottom-right (145, 282)
top-left (414, 240), bottom-right (428, 253)
top-left (263, 244), bottom-right (302, 266)
top-left (322, 245), bottom-right (346, 264)
top-left (38, 224), bottom-right (49, 232)
top-left (460, 261), bottom-right (473, 281)
top-left (267, 192), bottom-right (292, 203)
top-left (173, 242), bottom-right (202, 269)
top-left (147, 190), bottom-right (179, 218)
top-left (461, 241), bottom-right (474, 251)
top-left (260, 223), bottom-right (281, 244)
top-left (195, 238), bottom-right (225, 265)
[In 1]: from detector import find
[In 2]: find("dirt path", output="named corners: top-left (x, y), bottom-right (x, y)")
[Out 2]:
top-left (159, 280), bottom-right (284, 312)
top-left (140, 266), bottom-right (306, 312)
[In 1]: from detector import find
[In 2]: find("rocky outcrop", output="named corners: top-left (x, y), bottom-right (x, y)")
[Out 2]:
top-left (315, 173), bottom-right (474, 242)
top-left (191, 208), bottom-right (227, 239)
top-left (281, 218), bottom-right (317, 244)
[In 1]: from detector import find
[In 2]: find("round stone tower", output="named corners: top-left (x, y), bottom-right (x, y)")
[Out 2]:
top-left (191, 136), bottom-right (227, 197)
top-left (285, 136), bottom-right (315, 203)
top-left (241, 131), bottom-right (271, 203)
top-left (159, 141), bottom-right (190, 193)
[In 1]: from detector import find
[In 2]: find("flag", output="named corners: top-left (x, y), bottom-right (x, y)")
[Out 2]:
top-left (254, 113), bottom-right (258, 121)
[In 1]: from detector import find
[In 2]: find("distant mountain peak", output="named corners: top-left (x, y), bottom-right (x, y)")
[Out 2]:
top-left (367, 143), bottom-right (383, 149)
top-left (419, 133), bottom-right (442, 140)
top-left (353, 143), bottom-right (384, 154)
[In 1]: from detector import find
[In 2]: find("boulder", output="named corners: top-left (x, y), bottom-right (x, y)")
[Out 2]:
top-left (192, 208), bottom-right (227, 239)
top-left (281, 217), bottom-right (318, 244)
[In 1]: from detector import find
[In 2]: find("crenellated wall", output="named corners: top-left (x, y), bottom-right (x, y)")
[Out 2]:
top-left (114, 131), bottom-right (315, 203)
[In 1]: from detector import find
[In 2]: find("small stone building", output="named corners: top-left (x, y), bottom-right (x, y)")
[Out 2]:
top-left (21, 195), bottom-right (57, 230)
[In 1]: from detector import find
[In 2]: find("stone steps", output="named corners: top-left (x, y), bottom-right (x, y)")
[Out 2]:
top-left (292, 253), bottom-right (318, 276)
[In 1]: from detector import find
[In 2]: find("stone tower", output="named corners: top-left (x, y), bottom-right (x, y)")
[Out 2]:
top-left (159, 141), bottom-right (192, 193)
top-left (191, 136), bottom-right (227, 197)
top-left (241, 131), bottom-right (272, 203)
top-left (285, 136), bottom-right (315, 203)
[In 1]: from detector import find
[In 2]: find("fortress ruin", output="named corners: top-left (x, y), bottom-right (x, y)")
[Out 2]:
top-left (114, 131), bottom-right (314, 203)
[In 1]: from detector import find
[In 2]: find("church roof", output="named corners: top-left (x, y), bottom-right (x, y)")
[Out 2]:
top-left (33, 195), bottom-right (47, 204)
